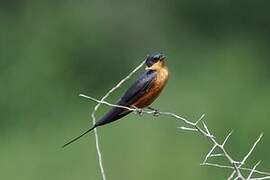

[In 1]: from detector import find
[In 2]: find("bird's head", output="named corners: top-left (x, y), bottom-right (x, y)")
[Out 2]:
top-left (145, 52), bottom-right (166, 69)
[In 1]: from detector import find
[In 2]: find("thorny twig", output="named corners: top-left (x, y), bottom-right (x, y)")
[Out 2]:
top-left (83, 60), bottom-right (269, 180)
top-left (81, 94), bottom-right (270, 180)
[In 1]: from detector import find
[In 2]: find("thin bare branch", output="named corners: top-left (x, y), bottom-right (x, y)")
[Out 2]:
top-left (81, 60), bottom-right (269, 180)
top-left (242, 134), bottom-right (264, 165)
top-left (178, 126), bottom-right (198, 132)
top-left (82, 91), bottom-right (269, 179)
top-left (247, 161), bottom-right (261, 180)
top-left (203, 144), bottom-right (217, 164)
top-left (229, 134), bottom-right (264, 179)
top-left (250, 177), bottom-right (270, 180)
top-left (210, 153), bottom-right (224, 157)
top-left (195, 114), bottom-right (205, 125)
top-left (202, 163), bottom-right (270, 177)
top-left (222, 131), bottom-right (233, 147)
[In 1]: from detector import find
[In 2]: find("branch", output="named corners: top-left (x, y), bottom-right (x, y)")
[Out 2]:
top-left (247, 161), bottom-right (261, 180)
top-left (228, 134), bottom-right (264, 179)
top-left (80, 93), bottom-right (269, 179)
top-left (81, 60), bottom-right (269, 180)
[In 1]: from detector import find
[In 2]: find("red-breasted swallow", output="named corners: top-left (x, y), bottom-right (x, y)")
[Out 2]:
top-left (63, 52), bottom-right (169, 147)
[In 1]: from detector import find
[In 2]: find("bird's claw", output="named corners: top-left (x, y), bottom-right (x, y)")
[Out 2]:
top-left (132, 105), bottom-right (143, 116)
top-left (153, 111), bottom-right (160, 117)
top-left (147, 107), bottom-right (160, 117)
top-left (136, 109), bottom-right (143, 116)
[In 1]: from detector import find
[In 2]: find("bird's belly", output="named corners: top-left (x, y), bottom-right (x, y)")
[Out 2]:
top-left (132, 66), bottom-right (169, 109)
top-left (132, 84), bottom-right (164, 108)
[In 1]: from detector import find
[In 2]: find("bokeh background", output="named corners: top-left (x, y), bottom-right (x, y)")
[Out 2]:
top-left (1, 0), bottom-right (270, 179)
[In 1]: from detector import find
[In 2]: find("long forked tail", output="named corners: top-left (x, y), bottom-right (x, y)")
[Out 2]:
top-left (62, 126), bottom-right (96, 148)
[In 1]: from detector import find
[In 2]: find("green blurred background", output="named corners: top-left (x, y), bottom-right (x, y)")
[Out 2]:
top-left (1, 0), bottom-right (270, 179)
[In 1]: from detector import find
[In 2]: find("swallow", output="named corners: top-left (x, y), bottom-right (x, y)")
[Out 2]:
top-left (63, 52), bottom-right (169, 147)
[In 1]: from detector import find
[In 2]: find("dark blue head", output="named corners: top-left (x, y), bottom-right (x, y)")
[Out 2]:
top-left (145, 52), bottom-right (166, 67)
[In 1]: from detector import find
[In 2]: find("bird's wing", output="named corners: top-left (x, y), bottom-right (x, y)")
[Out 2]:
top-left (119, 69), bottom-right (157, 106)
top-left (62, 69), bottom-right (157, 147)
top-left (93, 69), bottom-right (157, 128)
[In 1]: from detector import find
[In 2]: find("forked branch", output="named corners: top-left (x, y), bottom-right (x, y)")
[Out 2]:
top-left (82, 60), bottom-right (269, 180)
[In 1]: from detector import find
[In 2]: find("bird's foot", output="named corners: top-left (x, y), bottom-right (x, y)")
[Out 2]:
top-left (131, 105), bottom-right (143, 116)
top-left (147, 106), bottom-right (160, 117)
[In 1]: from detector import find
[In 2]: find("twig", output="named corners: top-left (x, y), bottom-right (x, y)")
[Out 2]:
top-left (80, 93), bottom-right (269, 179)
top-left (228, 134), bottom-right (264, 179)
top-left (242, 134), bottom-right (264, 165)
top-left (247, 161), bottom-right (261, 180)
top-left (250, 177), bottom-right (270, 180)
top-left (202, 163), bottom-right (270, 176)
top-left (81, 60), bottom-right (269, 179)
top-left (210, 153), bottom-right (224, 157)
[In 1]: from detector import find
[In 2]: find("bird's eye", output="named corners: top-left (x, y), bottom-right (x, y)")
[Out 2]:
top-left (153, 56), bottom-right (160, 61)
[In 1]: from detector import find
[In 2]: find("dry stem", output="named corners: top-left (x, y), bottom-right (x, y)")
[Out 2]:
top-left (82, 60), bottom-right (269, 180)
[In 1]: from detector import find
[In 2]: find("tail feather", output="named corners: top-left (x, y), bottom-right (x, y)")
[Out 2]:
top-left (94, 106), bottom-right (131, 127)
top-left (62, 126), bottom-right (96, 148)
top-left (62, 107), bottom-right (131, 148)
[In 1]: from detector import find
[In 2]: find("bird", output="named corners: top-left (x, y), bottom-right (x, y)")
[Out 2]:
top-left (63, 52), bottom-right (169, 147)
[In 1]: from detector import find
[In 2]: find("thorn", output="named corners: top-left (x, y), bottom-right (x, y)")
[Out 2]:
top-left (196, 114), bottom-right (205, 125)
top-left (222, 130), bottom-right (233, 146)
top-left (178, 126), bottom-right (198, 132)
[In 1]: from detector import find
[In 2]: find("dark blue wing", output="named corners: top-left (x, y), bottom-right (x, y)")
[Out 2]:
top-left (119, 69), bottom-right (157, 106)
top-left (94, 69), bottom-right (157, 128)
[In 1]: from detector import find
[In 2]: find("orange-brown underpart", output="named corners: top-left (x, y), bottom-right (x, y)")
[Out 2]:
top-left (133, 61), bottom-right (169, 108)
